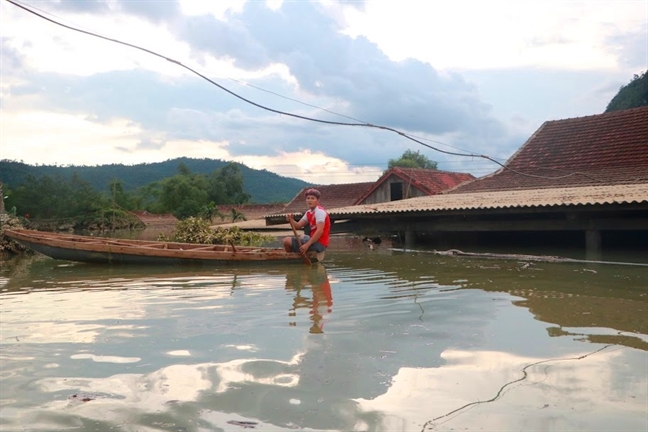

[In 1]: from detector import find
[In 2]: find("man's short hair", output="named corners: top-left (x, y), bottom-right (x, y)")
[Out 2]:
top-left (304, 188), bottom-right (321, 198)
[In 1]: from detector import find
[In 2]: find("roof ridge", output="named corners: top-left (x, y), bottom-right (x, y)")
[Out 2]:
top-left (393, 167), bottom-right (476, 176)
top-left (545, 106), bottom-right (648, 124)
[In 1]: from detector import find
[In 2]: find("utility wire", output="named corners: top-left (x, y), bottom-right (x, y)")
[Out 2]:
top-left (6, 0), bottom-right (601, 182)
top-left (420, 344), bottom-right (615, 431)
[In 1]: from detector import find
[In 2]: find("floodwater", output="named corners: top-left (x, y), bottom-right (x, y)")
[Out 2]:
top-left (0, 236), bottom-right (647, 432)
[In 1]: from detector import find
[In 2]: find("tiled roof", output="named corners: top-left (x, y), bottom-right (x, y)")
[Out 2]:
top-left (213, 204), bottom-right (285, 223)
top-left (451, 106), bottom-right (648, 193)
top-left (357, 168), bottom-right (474, 202)
top-left (279, 182), bottom-right (376, 215)
top-left (131, 211), bottom-right (178, 226)
top-left (326, 184), bottom-right (648, 216)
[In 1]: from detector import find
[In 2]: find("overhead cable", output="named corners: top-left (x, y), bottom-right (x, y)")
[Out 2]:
top-left (6, 0), bottom-right (601, 182)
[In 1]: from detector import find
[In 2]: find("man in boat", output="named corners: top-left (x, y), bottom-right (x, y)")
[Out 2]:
top-left (283, 188), bottom-right (331, 254)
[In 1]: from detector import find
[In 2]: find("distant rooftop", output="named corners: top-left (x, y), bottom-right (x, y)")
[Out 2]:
top-left (280, 182), bottom-right (376, 215)
top-left (357, 168), bottom-right (474, 202)
top-left (451, 106), bottom-right (648, 193)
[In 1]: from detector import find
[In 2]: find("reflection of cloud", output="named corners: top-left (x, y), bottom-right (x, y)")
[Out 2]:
top-left (71, 353), bottom-right (140, 363)
top-left (223, 344), bottom-right (259, 352)
top-left (166, 350), bottom-right (191, 356)
top-left (0, 274), bottom-right (243, 344)
top-left (27, 352), bottom-right (306, 430)
top-left (214, 354), bottom-right (302, 393)
top-left (354, 348), bottom-right (648, 432)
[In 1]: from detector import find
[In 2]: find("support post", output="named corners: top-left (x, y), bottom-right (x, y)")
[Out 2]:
top-left (585, 229), bottom-right (602, 261)
top-left (404, 226), bottom-right (416, 250)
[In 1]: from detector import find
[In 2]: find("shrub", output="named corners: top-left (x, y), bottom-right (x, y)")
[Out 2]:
top-left (160, 217), bottom-right (273, 247)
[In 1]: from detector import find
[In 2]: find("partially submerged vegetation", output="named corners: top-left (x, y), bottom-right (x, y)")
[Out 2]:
top-left (0, 214), bottom-right (28, 255)
top-left (159, 217), bottom-right (274, 247)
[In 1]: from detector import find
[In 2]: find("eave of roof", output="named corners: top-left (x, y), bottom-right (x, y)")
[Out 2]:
top-left (326, 184), bottom-right (648, 217)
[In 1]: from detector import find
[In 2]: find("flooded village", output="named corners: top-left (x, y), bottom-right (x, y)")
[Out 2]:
top-left (1, 1), bottom-right (647, 428)
top-left (1, 104), bottom-right (647, 432)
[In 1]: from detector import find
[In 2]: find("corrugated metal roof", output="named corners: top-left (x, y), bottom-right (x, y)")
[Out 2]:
top-left (327, 184), bottom-right (648, 216)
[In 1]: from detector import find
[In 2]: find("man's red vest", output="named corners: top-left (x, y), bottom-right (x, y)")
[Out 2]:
top-left (306, 205), bottom-right (331, 247)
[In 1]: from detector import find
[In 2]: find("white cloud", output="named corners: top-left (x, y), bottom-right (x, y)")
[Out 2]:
top-left (1, 0), bottom-right (645, 185)
top-left (0, 110), bottom-right (231, 166)
top-left (233, 150), bottom-right (383, 184)
top-left (341, 0), bottom-right (646, 71)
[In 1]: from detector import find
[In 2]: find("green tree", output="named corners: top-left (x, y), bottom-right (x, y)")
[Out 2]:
top-left (0, 181), bottom-right (5, 213)
top-left (69, 172), bottom-right (103, 216)
top-left (605, 71), bottom-right (648, 112)
top-left (388, 150), bottom-right (438, 170)
top-left (207, 163), bottom-right (251, 205)
top-left (177, 161), bottom-right (192, 176)
top-left (133, 181), bottom-right (163, 211)
top-left (7, 174), bottom-right (102, 220)
top-left (158, 174), bottom-right (209, 219)
top-left (108, 179), bottom-right (135, 210)
top-left (198, 201), bottom-right (226, 222)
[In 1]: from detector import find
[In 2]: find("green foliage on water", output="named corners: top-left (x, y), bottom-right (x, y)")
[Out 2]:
top-left (0, 214), bottom-right (29, 254)
top-left (160, 217), bottom-right (274, 247)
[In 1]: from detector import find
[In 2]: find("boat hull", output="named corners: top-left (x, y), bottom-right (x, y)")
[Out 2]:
top-left (4, 229), bottom-right (320, 265)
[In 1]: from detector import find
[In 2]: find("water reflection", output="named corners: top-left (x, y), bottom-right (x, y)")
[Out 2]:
top-left (355, 346), bottom-right (647, 432)
top-left (284, 264), bottom-right (332, 334)
top-left (0, 250), bottom-right (646, 431)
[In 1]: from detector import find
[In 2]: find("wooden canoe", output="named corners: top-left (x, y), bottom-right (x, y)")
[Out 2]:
top-left (3, 229), bottom-right (323, 265)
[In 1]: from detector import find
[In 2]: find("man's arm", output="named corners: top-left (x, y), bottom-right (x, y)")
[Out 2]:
top-left (286, 213), bottom-right (308, 229)
top-left (302, 221), bottom-right (324, 250)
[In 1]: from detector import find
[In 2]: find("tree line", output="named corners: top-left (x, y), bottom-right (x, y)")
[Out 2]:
top-left (0, 157), bottom-right (309, 205)
top-left (3, 162), bottom-right (250, 225)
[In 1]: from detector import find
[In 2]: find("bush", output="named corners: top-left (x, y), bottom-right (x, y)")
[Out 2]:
top-left (160, 217), bottom-right (274, 247)
top-left (0, 215), bottom-right (29, 255)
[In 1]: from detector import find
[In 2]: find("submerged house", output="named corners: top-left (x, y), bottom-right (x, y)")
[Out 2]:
top-left (356, 168), bottom-right (474, 204)
top-left (267, 170), bottom-right (474, 224)
top-left (448, 106), bottom-right (648, 192)
top-left (315, 106), bottom-right (648, 258)
top-left (280, 182), bottom-right (376, 216)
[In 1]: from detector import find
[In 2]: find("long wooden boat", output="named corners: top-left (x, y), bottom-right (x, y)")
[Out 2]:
top-left (4, 229), bottom-right (322, 265)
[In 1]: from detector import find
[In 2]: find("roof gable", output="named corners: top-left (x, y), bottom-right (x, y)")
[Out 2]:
top-left (452, 106), bottom-right (648, 193)
top-left (357, 168), bottom-right (475, 202)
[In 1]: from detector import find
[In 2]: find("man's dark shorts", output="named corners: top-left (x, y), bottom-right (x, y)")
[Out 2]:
top-left (291, 235), bottom-right (326, 252)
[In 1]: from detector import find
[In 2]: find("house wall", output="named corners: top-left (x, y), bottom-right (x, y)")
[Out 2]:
top-left (362, 175), bottom-right (427, 204)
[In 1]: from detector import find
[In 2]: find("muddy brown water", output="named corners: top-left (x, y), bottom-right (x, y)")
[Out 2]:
top-left (0, 235), bottom-right (646, 431)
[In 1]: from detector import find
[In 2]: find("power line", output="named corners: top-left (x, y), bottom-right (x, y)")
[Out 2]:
top-left (6, 0), bottom-right (602, 183)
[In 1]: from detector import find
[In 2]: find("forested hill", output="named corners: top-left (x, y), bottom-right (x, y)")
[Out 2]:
top-left (0, 158), bottom-right (309, 204)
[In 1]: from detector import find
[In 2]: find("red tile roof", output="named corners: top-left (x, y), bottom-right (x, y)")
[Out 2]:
top-left (212, 204), bottom-right (286, 224)
top-left (357, 168), bottom-right (475, 202)
top-left (451, 106), bottom-right (648, 193)
top-left (132, 211), bottom-right (178, 226)
top-left (280, 182), bottom-right (376, 214)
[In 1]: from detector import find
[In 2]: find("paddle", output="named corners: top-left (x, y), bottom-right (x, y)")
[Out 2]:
top-left (288, 216), bottom-right (311, 266)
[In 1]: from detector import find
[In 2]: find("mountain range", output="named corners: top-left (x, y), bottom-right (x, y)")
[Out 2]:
top-left (0, 158), bottom-right (309, 204)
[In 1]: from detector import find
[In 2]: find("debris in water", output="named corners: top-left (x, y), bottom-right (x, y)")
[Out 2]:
top-left (227, 420), bottom-right (258, 429)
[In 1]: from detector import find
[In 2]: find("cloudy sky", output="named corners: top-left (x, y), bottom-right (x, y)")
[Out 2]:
top-left (1, 0), bottom-right (646, 184)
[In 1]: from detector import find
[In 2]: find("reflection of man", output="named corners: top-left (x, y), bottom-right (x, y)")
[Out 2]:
top-left (284, 264), bottom-right (332, 334)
